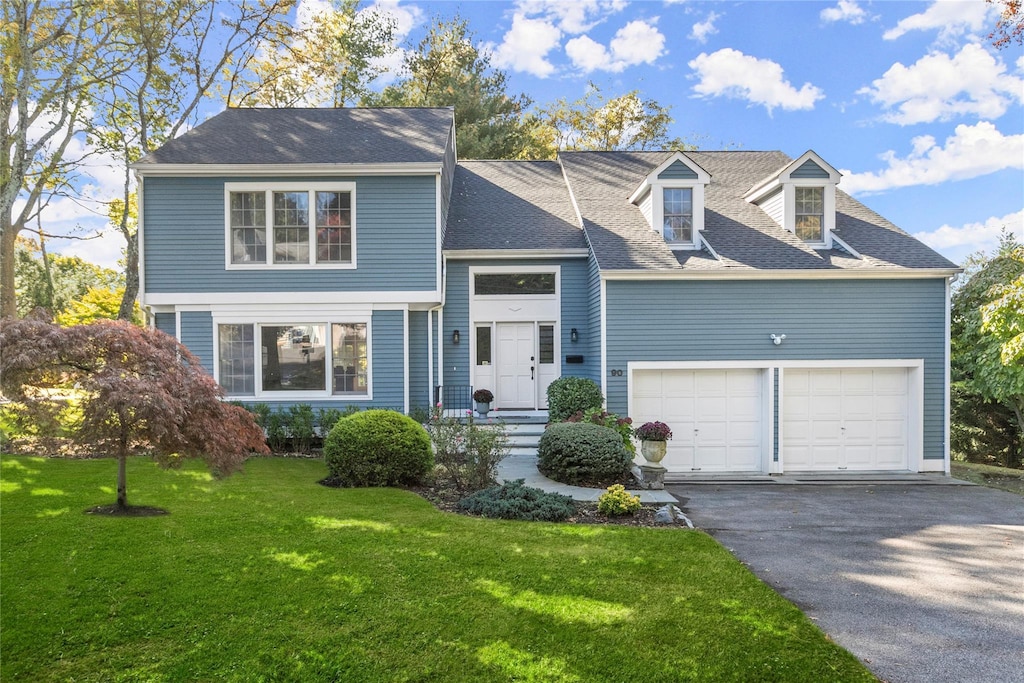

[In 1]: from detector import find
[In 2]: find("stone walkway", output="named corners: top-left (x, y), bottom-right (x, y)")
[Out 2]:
top-left (497, 453), bottom-right (677, 503)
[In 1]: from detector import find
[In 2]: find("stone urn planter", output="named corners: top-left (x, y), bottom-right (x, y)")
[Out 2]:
top-left (472, 389), bottom-right (493, 417)
top-left (640, 439), bottom-right (667, 464)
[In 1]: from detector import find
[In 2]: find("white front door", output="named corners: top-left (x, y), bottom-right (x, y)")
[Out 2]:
top-left (783, 367), bottom-right (909, 471)
top-left (496, 323), bottom-right (536, 409)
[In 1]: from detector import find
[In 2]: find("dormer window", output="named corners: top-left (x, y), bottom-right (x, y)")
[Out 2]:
top-left (663, 188), bottom-right (693, 244)
top-left (629, 152), bottom-right (711, 251)
top-left (794, 187), bottom-right (824, 242)
top-left (745, 151), bottom-right (841, 250)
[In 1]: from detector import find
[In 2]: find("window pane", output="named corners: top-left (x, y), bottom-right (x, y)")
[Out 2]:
top-left (795, 187), bottom-right (824, 242)
top-left (476, 326), bottom-right (491, 365)
top-left (474, 273), bottom-right (556, 295)
top-left (316, 191), bottom-right (352, 264)
top-left (273, 192), bottom-right (309, 263)
top-left (261, 324), bottom-right (325, 391)
top-left (332, 323), bottom-right (368, 395)
top-left (218, 324), bottom-right (254, 395)
top-left (230, 192), bottom-right (266, 263)
top-left (539, 325), bottom-right (554, 364)
top-left (663, 188), bottom-right (693, 243)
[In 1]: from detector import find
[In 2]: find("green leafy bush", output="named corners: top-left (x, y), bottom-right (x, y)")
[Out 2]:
top-left (567, 408), bottom-right (635, 456)
top-left (538, 422), bottom-right (631, 486)
top-left (287, 404), bottom-right (316, 454)
top-left (546, 376), bottom-right (604, 422)
top-left (597, 484), bottom-right (641, 516)
top-left (457, 479), bottom-right (575, 521)
top-left (324, 410), bottom-right (433, 487)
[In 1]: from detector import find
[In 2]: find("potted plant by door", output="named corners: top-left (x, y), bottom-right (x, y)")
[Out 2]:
top-left (473, 389), bottom-right (494, 417)
top-left (634, 421), bottom-right (672, 464)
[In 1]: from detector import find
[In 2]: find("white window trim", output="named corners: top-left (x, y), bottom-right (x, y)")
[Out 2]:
top-left (213, 315), bottom-right (373, 401)
top-left (784, 180), bottom-right (835, 249)
top-left (224, 181), bottom-right (357, 271)
top-left (652, 181), bottom-right (706, 251)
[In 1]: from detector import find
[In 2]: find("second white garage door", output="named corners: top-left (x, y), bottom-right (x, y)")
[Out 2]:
top-left (783, 367), bottom-right (910, 471)
top-left (632, 369), bottom-right (764, 473)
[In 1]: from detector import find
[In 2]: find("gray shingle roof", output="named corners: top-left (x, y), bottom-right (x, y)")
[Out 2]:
top-left (558, 150), bottom-right (958, 272)
top-left (136, 108), bottom-right (453, 166)
top-left (444, 161), bottom-right (586, 251)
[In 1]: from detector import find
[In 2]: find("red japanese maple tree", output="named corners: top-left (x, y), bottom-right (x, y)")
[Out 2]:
top-left (0, 313), bottom-right (268, 509)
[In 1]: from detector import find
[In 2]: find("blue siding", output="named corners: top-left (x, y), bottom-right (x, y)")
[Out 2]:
top-left (179, 311), bottom-right (214, 373)
top-left (791, 159), bottom-right (830, 178)
top-left (658, 160), bottom-right (698, 180)
top-left (605, 278), bottom-right (947, 461)
top-left (143, 175), bottom-right (437, 293)
top-left (154, 312), bottom-right (176, 337)
top-left (371, 310), bottom-right (405, 409)
top-left (409, 310), bottom-right (429, 411)
top-left (442, 258), bottom-right (596, 388)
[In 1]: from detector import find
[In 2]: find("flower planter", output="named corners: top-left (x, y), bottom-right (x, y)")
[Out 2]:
top-left (640, 439), bottom-right (667, 464)
top-left (475, 401), bottom-right (491, 417)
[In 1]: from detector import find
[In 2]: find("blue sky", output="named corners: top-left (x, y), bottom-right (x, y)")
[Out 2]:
top-left (47, 0), bottom-right (1023, 269)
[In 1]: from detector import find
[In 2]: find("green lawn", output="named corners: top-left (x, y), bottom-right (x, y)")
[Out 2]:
top-left (1, 456), bottom-right (874, 682)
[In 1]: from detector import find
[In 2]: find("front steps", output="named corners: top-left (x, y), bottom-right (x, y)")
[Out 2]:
top-left (475, 411), bottom-right (548, 456)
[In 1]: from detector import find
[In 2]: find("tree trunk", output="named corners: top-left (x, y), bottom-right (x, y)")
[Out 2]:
top-left (1009, 402), bottom-right (1024, 469)
top-left (0, 211), bottom-right (18, 318)
top-left (118, 230), bottom-right (139, 321)
top-left (117, 453), bottom-right (128, 508)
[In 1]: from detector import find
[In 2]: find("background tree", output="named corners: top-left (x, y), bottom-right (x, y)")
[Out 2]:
top-left (538, 84), bottom-right (688, 152)
top-left (988, 0), bottom-right (1023, 47)
top-left (14, 236), bottom-right (121, 317)
top-left (227, 0), bottom-right (396, 107)
top-left (0, 313), bottom-right (269, 509)
top-left (55, 286), bottom-right (142, 326)
top-left (951, 231), bottom-right (1024, 467)
top-left (1, 0), bottom-right (123, 318)
top-left (367, 17), bottom-right (543, 160)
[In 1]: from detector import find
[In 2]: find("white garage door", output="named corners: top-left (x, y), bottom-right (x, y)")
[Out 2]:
top-left (783, 368), bottom-right (909, 472)
top-left (632, 369), bottom-right (764, 473)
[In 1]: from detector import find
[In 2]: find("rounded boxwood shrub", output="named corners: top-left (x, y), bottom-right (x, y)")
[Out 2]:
top-left (324, 410), bottom-right (433, 487)
top-left (457, 479), bottom-right (575, 521)
top-left (546, 376), bottom-right (604, 422)
top-left (538, 421), bottom-right (632, 486)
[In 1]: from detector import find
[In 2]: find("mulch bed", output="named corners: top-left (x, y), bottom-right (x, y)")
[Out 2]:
top-left (85, 504), bottom-right (168, 517)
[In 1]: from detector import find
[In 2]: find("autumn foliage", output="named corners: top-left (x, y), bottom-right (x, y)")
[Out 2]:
top-left (0, 312), bottom-right (268, 507)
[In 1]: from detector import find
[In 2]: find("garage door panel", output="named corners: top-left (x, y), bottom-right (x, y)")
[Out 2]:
top-left (783, 367), bottom-right (909, 472)
top-left (632, 368), bottom-right (764, 473)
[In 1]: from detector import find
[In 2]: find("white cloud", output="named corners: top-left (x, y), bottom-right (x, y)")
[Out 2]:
top-left (490, 13), bottom-right (563, 77)
top-left (821, 0), bottom-right (867, 25)
top-left (514, 0), bottom-right (627, 34)
top-left (883, 0), bottom-right (997, 42)
top-left (840, 121), bottom-right (1024, 194)
top-left (914, 210), bottom-right (1024, 255)
top-left (566, 19), bottom-right (665, 73)
top-left (688, 48), bottom-right (824, 113)
top-left (859, 43), bottom-right (1024, 125)
top-left (690, 12), bottom-right (719, 43)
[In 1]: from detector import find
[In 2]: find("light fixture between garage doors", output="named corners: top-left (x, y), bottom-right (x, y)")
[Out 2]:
top-left (770, 333), bottom-right (786, 346)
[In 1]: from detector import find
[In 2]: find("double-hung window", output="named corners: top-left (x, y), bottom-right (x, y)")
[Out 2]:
top-left (217, 321), bottom-right (369, 398)
top-left (662, 188), bottom-right (693, 244)
top-left (226, 182), bottom-right (355, 268)
top-left (794, 187), bottom-right (824, 243)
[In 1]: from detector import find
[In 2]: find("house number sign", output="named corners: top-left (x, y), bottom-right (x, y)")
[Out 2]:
top-left (609, 369), bottom-right (624, 376)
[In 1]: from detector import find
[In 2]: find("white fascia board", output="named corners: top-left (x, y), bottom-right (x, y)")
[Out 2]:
top-left (745, 178), bottom-right (782, 204)
top-left (697, 233), bottom-right (723, 261)
top-left (830, 233), bottom-right (862, 259)
top-left (132, 162), bottom-right (442, 177)
top-left (558, 158), bottom-right (587, 230)
top-left (144, 290), bottom-right (442, 306)
top-left (443, 249), bottom-right (589, 259)
top-left (784, 150), bottom-right (842, 182)
top-left (599, 268), bottom-right (961, 281)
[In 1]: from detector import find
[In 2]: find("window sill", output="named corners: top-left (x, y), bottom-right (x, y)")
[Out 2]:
top-left (225, 263), bottom-right (357, 271)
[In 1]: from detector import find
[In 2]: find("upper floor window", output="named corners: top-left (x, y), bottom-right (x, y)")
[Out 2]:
top-left (794, 187), bottom-right (824, 242)
top-left (663, 188), bottom-right (693, 244)
top-left (225, 182), bottom-right (355, 269)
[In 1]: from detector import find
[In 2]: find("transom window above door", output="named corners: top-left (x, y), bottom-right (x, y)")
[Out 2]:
top-left (474, 273), bottom-right (556, 295)
top-left (225, 182), bottom-right (355, 269)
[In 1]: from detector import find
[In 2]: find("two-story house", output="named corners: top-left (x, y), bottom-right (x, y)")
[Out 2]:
top-left (134, 107), bottom-right (960, 477)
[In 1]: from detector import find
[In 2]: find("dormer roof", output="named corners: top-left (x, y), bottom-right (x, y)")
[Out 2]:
top-left (745, 150), bottom-right (841, 203)
top-left (628, 151), bottom-right (711, 205)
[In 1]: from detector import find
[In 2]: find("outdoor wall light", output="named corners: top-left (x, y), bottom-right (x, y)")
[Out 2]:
top-left (770, 333), bottom-right (786, 346)
top-left (452, 329), bottom-right (460, 345)
top-left (570, 328), bottom-right (579, 343)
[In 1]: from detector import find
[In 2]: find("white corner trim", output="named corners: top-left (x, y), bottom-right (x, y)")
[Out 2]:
top-left (944, 277), bottom-right (952, 475)
top-left (435, 174), bottom-right (443, 295)
top-left (136, 172), bottom-right (146, 306)
top-left (600, 278), bottom-right (608, 399)
top-left (403, 308), bottom-right (410, 415)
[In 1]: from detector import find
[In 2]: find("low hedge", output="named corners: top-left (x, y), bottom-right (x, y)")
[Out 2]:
top-left (457, 479), bottom-right (575, 521)
top-left (546, 376), bottom-right (604, 422)
top-left (537, 421), bottom-right (632, 486)
top-left (323, 410), bottom-right (433, 487)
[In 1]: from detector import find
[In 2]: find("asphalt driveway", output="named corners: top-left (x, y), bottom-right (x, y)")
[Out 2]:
top-left (666, 482), bottom-right (1024, 683)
